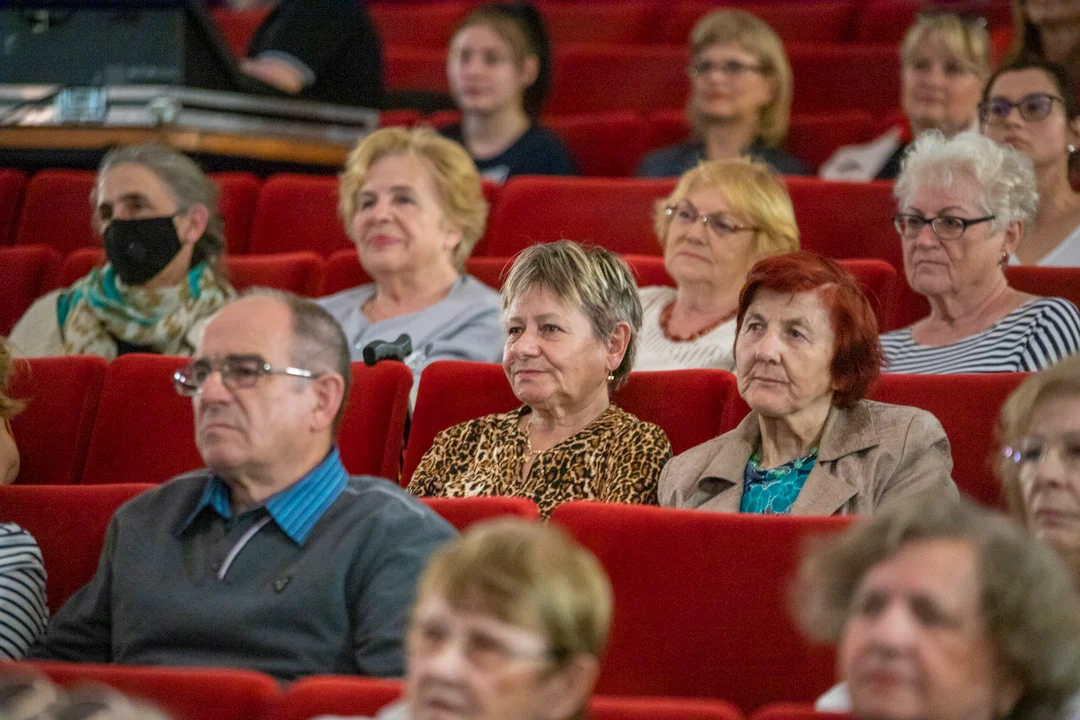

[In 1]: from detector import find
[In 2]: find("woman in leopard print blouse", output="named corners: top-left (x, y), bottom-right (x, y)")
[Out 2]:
top-left (408, 241), bottom-right (672, 518)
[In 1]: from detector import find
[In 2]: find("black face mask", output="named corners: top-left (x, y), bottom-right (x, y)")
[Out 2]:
top-left (103, 216), bottom-right (183, 286)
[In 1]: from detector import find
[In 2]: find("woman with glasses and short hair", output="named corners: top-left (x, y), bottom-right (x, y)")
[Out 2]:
top-left (882, 131), bottom-right (1080, 374)
top-left (821, 13), bottom-right (990, 182)
top-left (636, 158), bottom-right (799, 371)
top-left (982, 59), bottom-right (1080, 266)
top-left (637, 10), bottom-right (809, 178)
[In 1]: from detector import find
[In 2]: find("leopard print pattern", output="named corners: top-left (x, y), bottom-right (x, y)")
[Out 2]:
top-left (408, 405), bottom-right (672, 519)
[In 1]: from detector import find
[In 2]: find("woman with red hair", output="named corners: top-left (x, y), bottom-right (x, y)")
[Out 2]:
top-left (660, 252), bottom-right (957, 515)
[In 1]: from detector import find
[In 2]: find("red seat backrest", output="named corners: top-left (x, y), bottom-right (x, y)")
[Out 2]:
top-left (371, 2), bottom-right (470, 49)
top-left (209, 7), bottom-right (270, 57)
top-left (81, 354), bottom-right (200, 485)
top-left (543, 3), bottom-right (657, 45)
top-left (20, 661), bottom-right (279, 720)
top-left (0, 168), bottom-right (27, 245)
top-left (249, 174), bottom-right (351, 256)
top-left (787, 112), bottom-right (876, 173)
top-left (484, 177), bottom-right (675, 256)
top-left (266, 676), bottom-right (744, 720)
top-left (785, 178), bottom-right (900, 271)
top-left (855, 0), bottom-right (1012, 44)
top-left (16, 170), bottom-right (97, 254)
top-left (419, 496), bottom-right (541, 531)
top-left (212, 171), bottom-right (262, 255)
top-left (752, 703), bottom-right (851, 720)
top-left (546, 112), bottom-right (648, 178)
top-left (870, 373), bottom-right (1027, 508)
top-left (547, 45), bottom-right (687, 115)
top-left (8, 356), bottom-right (107, 486)
top-left (54, 249), bottom-right (325, 296)
top-left (402, 361), bottom-right (736, 486)
top-left (379, 109), bottom-right (423, 128)
top-left (0, 246), bottom-right (61, 335)
top-left (0, 484), bottom-right (153, 611)
top-left (789, 45), bottom-right (900, 116)
top-left (622, 256), bottom-right (897, 332)
top-left (339, 361), bottom-right (414, 482)
top-left (384, 47), bottom-right (448, 93)
top-left (550, 502), bottom-right (852, 710)
top-left (660, 1), bottom-right (857, 45)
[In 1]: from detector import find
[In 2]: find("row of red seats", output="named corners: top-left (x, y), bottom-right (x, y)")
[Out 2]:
top-left (213, 0), bottom-right (1010, 55)
top-left (4, 481), bottom-right (852, 710)
top-left (0, 170), bottom-right (903, 259)
top-left (7, 354), bottom-right (1024, 509)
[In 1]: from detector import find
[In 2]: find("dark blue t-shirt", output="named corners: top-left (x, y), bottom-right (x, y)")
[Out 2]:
top-left (441, 123), bottom-right (577, 183)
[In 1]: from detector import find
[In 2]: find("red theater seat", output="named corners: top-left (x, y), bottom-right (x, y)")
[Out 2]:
top-left (548, 45), bottom-right (688, 115)
top-left (547, 112), bottom-right (648, 178)
top-left (339, 361), bottom-right (414, 482)
top-left (660, 2), bottom-right (857, 45)
top-left (855, 0), bottom-right (1012, 44)
top-left (623, 255), bottom-right (897, 332)
top-left (81, 354), bottom-right (200, 485)
top-left (544, 3), bottom-right (657, 45)
top-left (384, 47), bottom-right (448, 94)
top-left (0, 484), bottom-right (152, 611)
top-left (55, 249), bottom-right (325, 296)
top-left (0, 246), bottom-right (61, 335)
top-left (549, 502), bottom-right (852, 710)
top-left (871, 373), bottom-right (1026, 508)
top-left (790, 45), bottom-right (899, 116)
top-left (19, 661), bottom-right (278, 720)
top-left (402, 361), bottom-right (736, 486)
top-left (213, 171), bottom-right (261, 255)
top-left (210, 7), bottom-right (270, 57)
top-left (0, 168), bottom-right (27, 245)
top-left (8, 356), bottom-right (107, 486)
top-left (785, 178), bottom-right (900, 271)
top-left (323, 250), bottom-right (509, 295)
top-left (787, 112), bottom-right (876, 173)
top-left (267, 676), bottom-right (743, 720)
top-left (249, 174), bottom-right (351, 256)
top-left (420, 496), bottom-right (541, 531)
top-left (371, 2), bottom-right (469, 49)
top-left (379, 109), bottom-right (423, 127)
top-left (16, 170), bottom-right (97, 254)
top-left (484, 177), bottom-right (675, 256)
top-left (753, 703), bottom-right (850, 720)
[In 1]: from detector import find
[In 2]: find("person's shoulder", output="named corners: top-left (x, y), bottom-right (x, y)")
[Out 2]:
top-left (338, 475), bottom-right (456, 534)
top-left (1021, 295), bottom-right (1080, 319)
top-left (752, 142), bottom-right (811, 176)
top-left (858, 399), bottom-right (944, 438)
top-left (607, 406), bottom-right (667, 438)
top-left (439, 123), bottom-right (464, 144)
top-left (455, 275), bottom-right (502, 306)
top-left (636, 143), bottom-right (699, 178)
top-left (639, 285), bottom-right (675, 304)
top-left (0, 523), bottom-right (38, 545)
top-left (522, 125), bottom-right (569, 151)
top-left (317, 284), bottom-right (375, 315)
top-left (437, 410), bottom-right (518, 440)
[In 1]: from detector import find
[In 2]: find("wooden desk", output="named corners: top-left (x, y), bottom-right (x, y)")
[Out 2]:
top-left (0, 126), bottom-right (351, 167)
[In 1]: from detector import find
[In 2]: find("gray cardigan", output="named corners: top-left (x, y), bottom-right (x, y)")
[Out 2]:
top-left (659, 400), bottom-right (957, 515)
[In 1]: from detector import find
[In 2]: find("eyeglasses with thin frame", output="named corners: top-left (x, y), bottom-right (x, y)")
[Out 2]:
top-left (173, 354), bottom-right (323, 397)
top-left (407, 620), bottom-right (554, 672)
top-left (893, 213), bottom-right (996, 242)
top-left (1005, 434), bottom-right (1080, 472)
top-left (688, 59), bottom-right (764, 78)
top-left (667, 202), bottom-right (758, 237)
top-left (979, 93), bottom-right (1066, 125)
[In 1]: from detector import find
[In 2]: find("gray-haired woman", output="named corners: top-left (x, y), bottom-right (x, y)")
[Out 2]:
top-left (882, 130), bottom-right (1080, 373)
top-left (9, 144), bottom-right (235, 359)
top-left (408, 241), bottom-right (672, 518)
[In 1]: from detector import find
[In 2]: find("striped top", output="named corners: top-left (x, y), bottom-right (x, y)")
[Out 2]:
top-left (635, 286), bottom-right (738, 372)
top-left (0, 523), bottom-right (48, 660)
top-left (881, 297), bottom-right (1080, 374)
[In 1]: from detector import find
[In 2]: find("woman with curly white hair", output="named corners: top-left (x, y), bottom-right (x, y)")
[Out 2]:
top-left (882, 130), bottom-right (1080, 373)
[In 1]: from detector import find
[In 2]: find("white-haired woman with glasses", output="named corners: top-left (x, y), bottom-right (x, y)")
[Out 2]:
top-left (636, 158), bottom-right (799, 371)
top-left (881, 130), bottom-right (1080, 374)
top-left (982, 58), bottom-right (1080, 266)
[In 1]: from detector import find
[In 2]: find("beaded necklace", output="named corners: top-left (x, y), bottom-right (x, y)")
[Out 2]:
top-left (659, 301), bottom-right (736, 343)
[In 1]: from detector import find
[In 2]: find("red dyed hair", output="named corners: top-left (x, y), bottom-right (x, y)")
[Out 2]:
top-left (735, 252), bottom-right (883, 408)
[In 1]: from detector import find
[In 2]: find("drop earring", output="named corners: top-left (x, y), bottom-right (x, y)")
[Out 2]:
top-left (607, 372), bottom-right (615, 382)
top-left (1070, 144), bottom-right (1076, 154)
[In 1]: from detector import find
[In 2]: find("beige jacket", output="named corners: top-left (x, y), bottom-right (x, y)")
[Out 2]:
top-left (659, 399), bottom-right (957, 516)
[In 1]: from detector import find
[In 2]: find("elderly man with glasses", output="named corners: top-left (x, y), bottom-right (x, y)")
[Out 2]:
top-left (29, 290), bottom-right (457, 680)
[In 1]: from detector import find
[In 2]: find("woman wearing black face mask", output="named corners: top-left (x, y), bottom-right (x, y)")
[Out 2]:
top-left (8, 145), bottom-right (235, 359)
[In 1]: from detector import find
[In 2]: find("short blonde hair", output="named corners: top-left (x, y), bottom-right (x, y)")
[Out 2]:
top-left (996, 355), bottom-right (1080, 524)
top-left (901, 12), bottom-right (991, 77)
top-left (501, 241), bottom-right (643, 390)
top-left (794, 497), bottom-right (1080, 720)
top-left (415, 518), bottom-right (613, 667)
top-left (338, 127), bottom-right (488, 270)
top-left (689, 10), bottom-right (793, 147)
top-left (653, 159), bottom-right (800, 258)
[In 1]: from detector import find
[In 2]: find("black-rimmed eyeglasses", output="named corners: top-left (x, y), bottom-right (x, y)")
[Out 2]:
top-left (893, 213), bottom-right (996, 241)
top-left (979, 93), bottom-right (1066, 125)
top-left (173, 355), bottom-right (323, 397)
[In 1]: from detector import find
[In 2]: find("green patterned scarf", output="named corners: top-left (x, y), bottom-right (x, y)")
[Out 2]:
top-left (57, 262), bottom-right (234, 359)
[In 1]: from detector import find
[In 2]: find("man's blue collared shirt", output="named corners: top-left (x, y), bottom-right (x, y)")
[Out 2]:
top-left (179, 447), bottom-right (348, 545)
